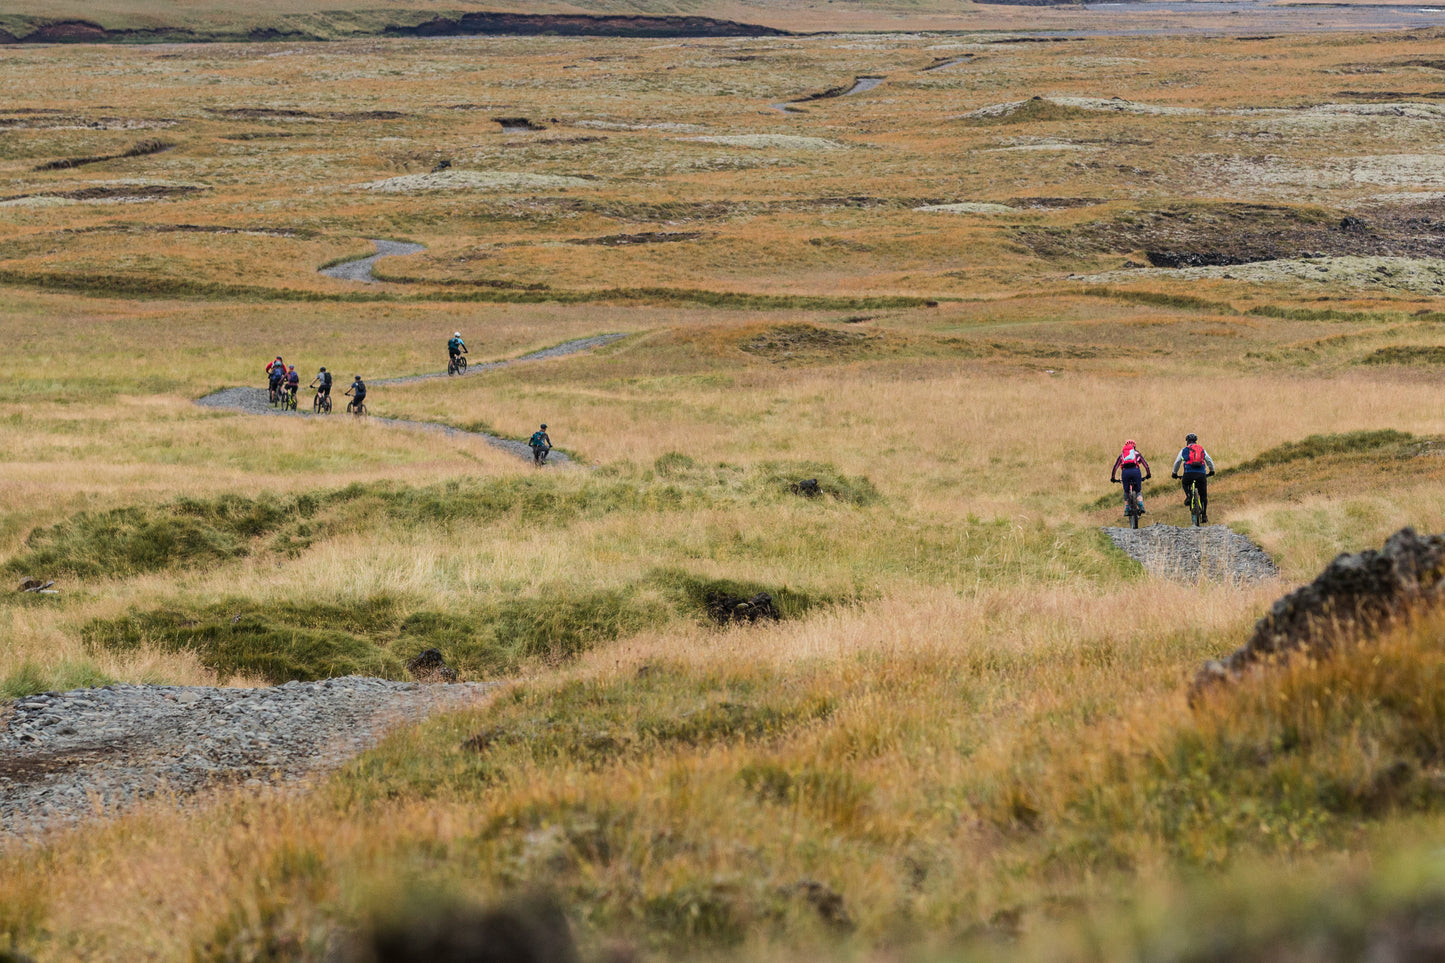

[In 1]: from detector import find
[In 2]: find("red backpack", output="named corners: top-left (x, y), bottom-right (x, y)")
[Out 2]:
top-left (1184, 443), bottom-right (1206, 468)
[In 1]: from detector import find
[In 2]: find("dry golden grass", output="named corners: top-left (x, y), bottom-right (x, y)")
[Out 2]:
top-left (5, 23), bottom-right (1445, 963)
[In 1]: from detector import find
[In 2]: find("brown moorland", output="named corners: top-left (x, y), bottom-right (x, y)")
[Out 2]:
top-left (4, 21), bottom-right (1445, 963)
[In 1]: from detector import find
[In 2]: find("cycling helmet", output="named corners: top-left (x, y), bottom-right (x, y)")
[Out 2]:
top-left (1185, 433), bottom-right (1198, 443)
top-left (454, 331), bottom-right (462, 337)
top-left (1124, 439), bottom-right (1136, 448)
top-left (319, 366), bottom-right (326, 372)
top-left (540, 423), bottom-right (547, 429)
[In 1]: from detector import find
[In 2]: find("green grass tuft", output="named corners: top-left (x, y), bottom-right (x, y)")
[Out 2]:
top-left (1223, 429), bottom-right (1417, 476)
top-left (1359, 345), bottom-right (1445, 365)
top-left (0, 660), bottom-right (115, 699)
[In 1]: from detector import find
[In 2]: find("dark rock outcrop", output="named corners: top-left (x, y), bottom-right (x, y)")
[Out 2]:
top-left (1194, 527), bottom-right (1445, 696)
top-left (706, 591), bottom-right (778, 625)
top-left (405, 648), bottom-right (458, 684)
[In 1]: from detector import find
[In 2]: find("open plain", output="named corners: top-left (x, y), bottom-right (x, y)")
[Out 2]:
top-left (5, 12), bottom-right (1445, 961)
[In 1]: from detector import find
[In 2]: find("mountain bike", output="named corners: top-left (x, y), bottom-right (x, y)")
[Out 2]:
top-left (532, 445), bottom-right (550, 466)
top-left (313, 390), bottom-right (332, 414)
top-left (448, 354), bottom-right (467, 376)
top-left (1183, 477), bottom-right (1205, 526)
top-left (347, 399), bottom-right (367, 417)
top-left (283, 387), bottom-right (299, 411)
top-left (268, 382), bottom-right (283, 406)
top-left (1114, 479), bottom-right (1144, 529)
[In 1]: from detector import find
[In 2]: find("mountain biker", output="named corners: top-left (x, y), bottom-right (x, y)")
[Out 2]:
top-left (345, 375), bottom-right (366, 414)
top-left (285, 365), bottom-right (300, 403)
top-left (448, 332), bottom-right (467, 365)
top-left (309, 366), bottom-right (332, 401)
top-left (528, 424), bottom-right (552, 465)
top-left (266, 356), bottom-right (285, 397)
top-left (1171, 432), bottom-right (1216, 523)
top-left (1110, 439), bottom-right (1152, 514)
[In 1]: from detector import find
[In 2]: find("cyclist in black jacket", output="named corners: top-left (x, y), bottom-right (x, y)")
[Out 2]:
top-left (1171, 432), bottom-right (1216, 523)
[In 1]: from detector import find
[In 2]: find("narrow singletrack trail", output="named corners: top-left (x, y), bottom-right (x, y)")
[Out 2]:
top-left (1102, 524), bottom-right (1279, 583)
top-left (195, 334), bottom-right (627, 465)
top-left (318, 238), bottom-right (425, 283)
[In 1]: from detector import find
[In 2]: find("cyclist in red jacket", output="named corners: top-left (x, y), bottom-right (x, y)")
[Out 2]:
top-left (1110, 439), bottom-right (1152, 514)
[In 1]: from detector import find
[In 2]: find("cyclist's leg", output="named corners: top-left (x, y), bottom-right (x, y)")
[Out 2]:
top-left (1182, 474), bottom-right (1194, 506)
top-left (1121, 467), bottom-right (1141, 509)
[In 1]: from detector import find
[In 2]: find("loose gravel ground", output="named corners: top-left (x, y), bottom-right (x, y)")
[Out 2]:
top-left (194, 334), bottom-right (626, 465)
top-left (318, 238), bottom-right (425, 283)
top-left (0, 677), bottom-right (494, 839)
top-left (1103, 524), bottom-right (1280, 583)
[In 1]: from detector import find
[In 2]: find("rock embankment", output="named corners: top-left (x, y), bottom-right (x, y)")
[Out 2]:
top-left (1195, 527), bottom-right (1445, 694)
top-left (0, 677), bottom-right (493, 838)
top-left (1102, 524), bottom-right (1279, 583)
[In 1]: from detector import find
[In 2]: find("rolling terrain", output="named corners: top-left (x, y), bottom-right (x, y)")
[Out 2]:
top-left (3, 19), bottom-right (1445, 963)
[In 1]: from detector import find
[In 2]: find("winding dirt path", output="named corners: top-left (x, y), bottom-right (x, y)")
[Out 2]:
top-left (318, 238), bottom-right (425, 283)
top-left (195, 334), bottom-right (627, 465)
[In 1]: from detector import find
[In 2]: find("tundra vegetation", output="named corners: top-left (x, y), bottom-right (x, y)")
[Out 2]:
top-left (4, 13), bottom-right (1445, 962)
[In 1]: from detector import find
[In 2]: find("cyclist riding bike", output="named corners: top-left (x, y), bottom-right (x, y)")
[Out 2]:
top-left (528, 423), bottom-right (552, 465)
top-left (266, 356), bottom-right (285, 399)
top-left (345, 375), bottom-right (366, 415)
top-left (285, 365), bottom-right (300, 405)
top-left (309, 366), bottom-right (333, 401)
top-left (1171, 432), bottom-right (1216, 524)
top-left (448, 332), bottom-right (468, 364)
top-left (1110, 439), bottom-right (1152, 514)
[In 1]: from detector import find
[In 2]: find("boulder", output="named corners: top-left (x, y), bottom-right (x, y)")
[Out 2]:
top-left (705, 591), bottom-right (778, 625)
top-left (405, 648), bottom-right (458, 684)
top-left (1193, 527), bottom-right (1445, 699)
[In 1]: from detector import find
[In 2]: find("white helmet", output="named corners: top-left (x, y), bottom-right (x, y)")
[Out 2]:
top-left (454, 331), bottom-right (461, 337)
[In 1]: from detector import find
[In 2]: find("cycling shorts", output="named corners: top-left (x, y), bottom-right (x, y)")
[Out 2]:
top-left (1119, 465), bottom-right (1142, 493)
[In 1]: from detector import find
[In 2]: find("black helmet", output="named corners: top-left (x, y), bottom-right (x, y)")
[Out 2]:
top-left (1185, 432), bottom-right (1198, 443)
top-left (319, 366), bottom-right (326, 372)
top-left (540, 423), bottom-right (547, 429)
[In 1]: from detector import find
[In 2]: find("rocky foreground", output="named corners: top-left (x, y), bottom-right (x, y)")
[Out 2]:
top-left (0, 677), bottom-right (493, 839)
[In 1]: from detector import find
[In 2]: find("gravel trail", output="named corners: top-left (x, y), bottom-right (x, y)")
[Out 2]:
top-left (372, 333), bottom-right (627, 387)
top-left (0, 678), bottom-right (495, 839)
top-left (318, 238), bottom-right (425, 283)
top-left (194, 334), bottom-right (627, 465)
top-left (1102, 524), bottom-right (1279, 583)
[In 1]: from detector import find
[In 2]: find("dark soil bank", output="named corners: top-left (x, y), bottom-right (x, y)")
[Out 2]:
top-left (1, 13), bottom-right (787, 44)
top-left (386, 12), bottom-right (787, 37)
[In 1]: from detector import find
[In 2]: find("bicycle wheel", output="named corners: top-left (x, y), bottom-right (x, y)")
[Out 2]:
top-left (457, 356), bottom-right (467, 374)
top-left (1190, 491), bottom-right (1202, 527)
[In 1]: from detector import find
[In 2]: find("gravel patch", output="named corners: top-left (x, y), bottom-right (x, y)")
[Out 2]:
top-left (915, 201), bottom-right (1017, 214)
top-left (681, 134), bottom-right (845, 150)
top-left (194, 334), bottom-right (626, 465)
top-left (319, 238), bottom-right (425, 283)
top-left (1103, 524), bottom-right (1279, 583)
top-left (0, 677), bottom-right (494, 839)
top-left (960, 96), bottom-right (1201, 119)
top-left (358, 170), bottom-right (593, 193)
top-left (1074, 255), bottom-right (1445, 296)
